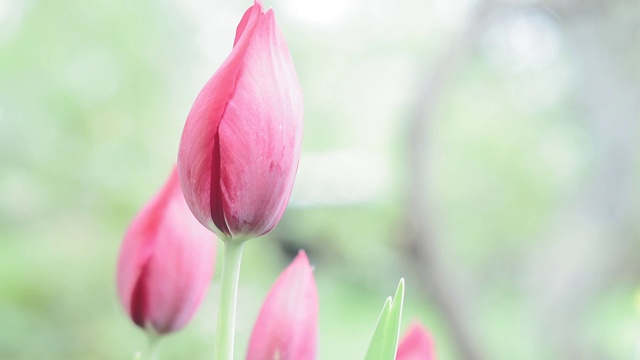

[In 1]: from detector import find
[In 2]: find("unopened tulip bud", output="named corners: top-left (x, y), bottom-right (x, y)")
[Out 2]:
top-left (396, 322), bottom-right (436, 360)
top-left (177, 0), bottom-right (303, 241)
top-left (246, 251), bottom-right (318, 360)
top-left (116, 168), bottom-right (216, 335)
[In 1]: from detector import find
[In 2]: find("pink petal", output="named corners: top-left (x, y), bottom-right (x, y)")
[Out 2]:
top-left (218, 9), bottom-right (303, 238)
top-left (246, 251), bottom-right (318, 360)
top-left (116, 168), bottom-right (216, 334)
top-left (234, 0), bottom-right (262, 46)
top-left (177, 1), bottom-right (263, 236)
top-left (396, 322), bottom-right (436, 360)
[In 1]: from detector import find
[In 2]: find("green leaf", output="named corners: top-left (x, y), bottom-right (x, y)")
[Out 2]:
top-left (364, 278), bottom-right (405, 360)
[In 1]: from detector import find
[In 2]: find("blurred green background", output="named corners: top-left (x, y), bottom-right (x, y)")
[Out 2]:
top-left (1, 0), bottom-right (640, 359)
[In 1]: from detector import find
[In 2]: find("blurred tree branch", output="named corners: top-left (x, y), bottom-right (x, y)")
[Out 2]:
top-left (403, 0), bottom-right (639, 358)
top-left (524, 0), bottom-right (640, 358)
top-left (401, 2), bottom-right (498, 360)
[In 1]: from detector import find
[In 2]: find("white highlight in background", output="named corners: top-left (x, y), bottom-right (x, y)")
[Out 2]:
top-left (290, 150), bottom-right (392, 207)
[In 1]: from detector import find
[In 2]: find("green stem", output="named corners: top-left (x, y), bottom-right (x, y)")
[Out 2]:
top-left (214, 240), bottom-right (245, 360)
top-left (147, 333), bottom-right (160, 360)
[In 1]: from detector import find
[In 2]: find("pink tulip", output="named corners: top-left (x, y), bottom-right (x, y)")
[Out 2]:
top-left (396, 322), bottom-right (436, 360)
top-left (116, 168), bottom-right (216, 335)
top-left (246, 251), bottom-right (318, 360)
top-left (177, 0), bottom-right (303, 241)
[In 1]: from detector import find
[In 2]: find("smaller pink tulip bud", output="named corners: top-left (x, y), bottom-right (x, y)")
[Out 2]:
top-left (116, 168), bottom-right (216, 335)
top-left (246, 251), bottom-right (318, 360)
top-left (396, 322), bottom-right (436, 360)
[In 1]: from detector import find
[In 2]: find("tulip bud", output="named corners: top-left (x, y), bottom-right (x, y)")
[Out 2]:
top-left (246, 251), bottom-right (318, 360)
top-left (396, 322), bottom-right (436, 360)
top-left (177, 0), bottom-right (303, 241)
top-left (116, 168), bottom-right (216, 335)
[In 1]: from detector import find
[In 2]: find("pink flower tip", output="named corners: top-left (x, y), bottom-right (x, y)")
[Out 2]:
top-left (116, 168), bottom-right (216, 335)
top-left (396, 322), bottom-right (436, 360)
top-left (246, 250), bottom-right (318, 360)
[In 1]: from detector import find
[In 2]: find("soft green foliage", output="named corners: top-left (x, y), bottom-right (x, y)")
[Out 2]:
top-left (364, 279), bottom-right (405, 360)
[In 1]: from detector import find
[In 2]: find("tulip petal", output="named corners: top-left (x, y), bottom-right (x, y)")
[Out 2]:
top-left (246, 251), bottom-right (318, 360)
top-left (234, 1), bottom-right (261, 46)
top-left (396, 322), bottom-right (436, 360)
top-left (117, 169), bottom-right (216, 334)
top-left (177, 2), bottom-right (263, 236)
top-left (217, 9), bottom-right (303, 238)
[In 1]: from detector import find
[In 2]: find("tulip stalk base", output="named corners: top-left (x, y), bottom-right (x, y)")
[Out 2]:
top-left (214, 240), bottom-right (245, 360)
top-left (147, 333), bottom-right (160, 360)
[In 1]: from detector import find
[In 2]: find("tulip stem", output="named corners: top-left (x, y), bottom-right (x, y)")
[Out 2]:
top-left (214, 240), bottom-right (245, 360)
top-left (147, 333), bottom-right (160, 360)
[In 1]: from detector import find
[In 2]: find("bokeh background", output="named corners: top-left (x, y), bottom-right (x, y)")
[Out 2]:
top-left (2, 0), bottom-right (640, 358)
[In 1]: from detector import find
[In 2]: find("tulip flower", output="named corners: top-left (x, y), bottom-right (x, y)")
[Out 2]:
top-left (177, 0), bottom-right (303, 241)
top-left (246, 251), bottom-right (319, 360)
top-left (396, 322), bottom-right (436, 360)
top-left (116, 168), bottom-right (216, 335)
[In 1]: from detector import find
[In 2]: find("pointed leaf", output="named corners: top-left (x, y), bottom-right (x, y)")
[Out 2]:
top-left (364, 278), bottom-right (405, 360)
